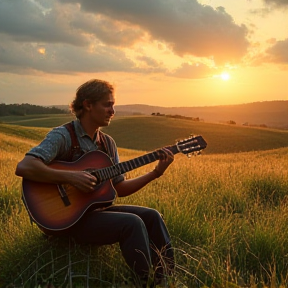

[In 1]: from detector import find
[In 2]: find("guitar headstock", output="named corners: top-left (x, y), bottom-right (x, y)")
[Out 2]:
top-left (176, 135), bottom-right (207, 157)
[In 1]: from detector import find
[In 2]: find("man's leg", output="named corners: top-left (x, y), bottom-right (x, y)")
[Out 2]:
top-left (106, 205), bottom-right (175, 279)
top-left (69, 208), bottom-right (152, 277)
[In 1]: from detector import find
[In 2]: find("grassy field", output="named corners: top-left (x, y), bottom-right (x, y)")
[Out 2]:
top-left (0, 114), bottom-right (75, 128)
top-left (101, 116), bottom-right (288, 154)
top-left (1, 116), bottom-right (288, 287)
top-left (1, 114), bottom-right (288, 154)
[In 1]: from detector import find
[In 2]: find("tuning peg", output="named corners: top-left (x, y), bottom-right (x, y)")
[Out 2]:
top-left (186, 151), bottom-right (202, 158)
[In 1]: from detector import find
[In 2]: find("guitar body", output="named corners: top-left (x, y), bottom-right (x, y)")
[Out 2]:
top-left (22, 151), bottom-right (117, 231)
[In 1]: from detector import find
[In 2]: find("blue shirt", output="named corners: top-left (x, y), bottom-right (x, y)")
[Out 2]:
top-left (26, 119), bottom-right (125, 185)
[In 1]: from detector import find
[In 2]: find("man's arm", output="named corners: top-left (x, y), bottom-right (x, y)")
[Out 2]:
top-left (114, 148), bottom-right (174, 197)
top-left (15, 156), bottom-right (98, 192)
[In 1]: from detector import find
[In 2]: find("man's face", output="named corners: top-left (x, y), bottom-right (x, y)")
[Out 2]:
top-left (87, 93), bottom-right (115, 127)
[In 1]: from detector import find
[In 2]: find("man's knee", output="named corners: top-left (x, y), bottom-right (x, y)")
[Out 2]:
top-left (121, 214), bottom-right (147, 236)
top-left (143, 208), bottom-right (164, 224)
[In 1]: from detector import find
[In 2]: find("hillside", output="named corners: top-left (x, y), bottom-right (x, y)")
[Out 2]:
top-left (43, 100), bottom-right (288, 129)
top-left (101, 116), bottom-right (288, 154)
top-left (2, 115), bottom-right (287, 155)
top-left (114, 101), bottom-right (288, 129)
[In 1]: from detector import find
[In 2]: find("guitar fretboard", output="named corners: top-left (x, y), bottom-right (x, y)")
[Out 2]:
top-left (91, 145), bottom-right (178, 183)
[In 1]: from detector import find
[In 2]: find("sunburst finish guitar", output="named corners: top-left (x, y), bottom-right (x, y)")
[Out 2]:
top-left (22, 135), bottom-right (207, 231)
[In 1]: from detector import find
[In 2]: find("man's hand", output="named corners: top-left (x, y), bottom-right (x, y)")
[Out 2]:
top-left (70, 171), bottom-right (98, 193)
top-left (154, 147), bottom-right (174, 176)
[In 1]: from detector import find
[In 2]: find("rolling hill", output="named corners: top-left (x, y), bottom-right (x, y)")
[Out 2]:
top-left (1, 115), bottom-right (288, 155)
top-left (114, 101), bottom-right (288, 130)
top-left (101, 116), bottom-right (288, 154)
top-left (52, 100), bottom-right (288, 130)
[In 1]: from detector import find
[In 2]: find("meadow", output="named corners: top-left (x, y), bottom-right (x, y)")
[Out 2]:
top-left (0, 115), bottom-right (288, 287)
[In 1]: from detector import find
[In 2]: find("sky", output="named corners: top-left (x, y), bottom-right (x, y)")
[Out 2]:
top-left (0, 0), bottom-right (287, 107)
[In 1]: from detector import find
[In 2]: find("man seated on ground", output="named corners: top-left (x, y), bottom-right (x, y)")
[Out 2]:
top-left (15, 79), bottom-right (175, 286)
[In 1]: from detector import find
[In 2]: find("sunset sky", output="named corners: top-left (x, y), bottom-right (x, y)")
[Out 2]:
top-left (0, 0), bottom-right (287, 107)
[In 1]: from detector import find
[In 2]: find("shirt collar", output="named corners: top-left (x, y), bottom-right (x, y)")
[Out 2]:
top-left (73, 119), bottom-right (100, 144)
top-left (73, 119), bottom-right (87, 138)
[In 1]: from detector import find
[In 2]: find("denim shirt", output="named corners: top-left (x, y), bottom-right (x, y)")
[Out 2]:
top-left (26, 119), bottom-right (125, 185)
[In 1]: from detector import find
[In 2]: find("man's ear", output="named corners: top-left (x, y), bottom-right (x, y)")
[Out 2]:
top-left (82, 99), bottom-right (92, 111)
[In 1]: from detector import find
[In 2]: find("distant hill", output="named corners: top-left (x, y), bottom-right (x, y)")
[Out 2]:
top-left (114, 101), bottom-right (288, 130)
top-left (48, 100), bottom-right (288, 130)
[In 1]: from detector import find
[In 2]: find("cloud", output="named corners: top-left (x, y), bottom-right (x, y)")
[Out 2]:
top-left (136, 56), bottom-right (165, 72)
top-left (59, 0), bottom-right (249, 64)
top-left (71, 16), bottom-right (145, 48)
top-left (0, 35), bottom-right (137, 74)
top-left (263, 0), bottom-right (288, 8)
top-left (250, 0), bottom-right (288, 16)
top-left (0, 0), bottom-right (88, 46)
top-left (0, 0), bottom-right (251, 77)
top-left (168, 63), bottom-right (214, 79)
top-left (265, 39), bottom-right (288, 63)
top-left (0, 0), bottom-right (146, 48)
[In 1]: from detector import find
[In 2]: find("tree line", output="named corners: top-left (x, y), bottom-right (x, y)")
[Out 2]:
top-left (152, 112), bottom-right (201, 121)
top-left (0, 103), bottom-right (67, 116)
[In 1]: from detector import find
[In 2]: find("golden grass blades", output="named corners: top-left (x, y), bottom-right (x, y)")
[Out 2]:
top-left (0, 114), bottom-right (75, 128)
top-left (0, 123), bottom-right (49, 142)
top-left (118, 148), bottom-right (288, 287)
top-left (1, 121), bottom-right (288, 287)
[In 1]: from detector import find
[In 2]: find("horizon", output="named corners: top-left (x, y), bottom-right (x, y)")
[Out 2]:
top-left (0, 0), bottom-right (287, 107)
top-left (2, 99), bottom-right (286, 109)
top-left (112, 99), bottom-right (288, 109)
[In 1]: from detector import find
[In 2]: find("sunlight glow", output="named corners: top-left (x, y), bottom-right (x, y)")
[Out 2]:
top-left (38, 48), bottom-right (46, 55)
top-left (221, 72), bottom-right (230, 81)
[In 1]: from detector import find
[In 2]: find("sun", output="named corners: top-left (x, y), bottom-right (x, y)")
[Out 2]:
top-left (221, 72), bottom-right (230, 81)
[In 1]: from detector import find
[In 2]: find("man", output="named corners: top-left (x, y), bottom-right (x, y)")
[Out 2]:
top-left (15, 79), bottom-right (174, 286)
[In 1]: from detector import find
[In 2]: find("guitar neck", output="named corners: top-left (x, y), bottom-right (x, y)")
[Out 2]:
top-left (93, 145), bottom-right (179, 183)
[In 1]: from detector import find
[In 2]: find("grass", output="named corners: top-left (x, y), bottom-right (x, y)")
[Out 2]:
top-left (101, 116), bottom-right (288, 154)
top-left (0, 114), bottom-right (75, 128)
top-left (1, 114), bottom-right (288, 154)
top-left (1, 117), bottom-right (288, 287)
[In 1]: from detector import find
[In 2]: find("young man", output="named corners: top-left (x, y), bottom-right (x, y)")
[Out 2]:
top-left (15, 79), bottom-right (174, 285)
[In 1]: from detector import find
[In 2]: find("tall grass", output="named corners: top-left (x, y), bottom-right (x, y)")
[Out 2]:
top-left (121, 148), bottom-right (288, 286)
top-left (1, 122), bottom-right (288, 287)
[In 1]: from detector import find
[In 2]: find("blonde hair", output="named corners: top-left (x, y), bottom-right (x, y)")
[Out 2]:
top-left (70, 79), bottom-right (114, 118)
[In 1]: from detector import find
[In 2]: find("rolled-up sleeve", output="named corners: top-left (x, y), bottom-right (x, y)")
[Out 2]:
top-left (26, 128), bottom-right (71, 164)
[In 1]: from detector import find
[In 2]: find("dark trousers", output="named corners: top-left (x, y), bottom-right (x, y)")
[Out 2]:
top-left (51, 205), bottom-right (174, 278)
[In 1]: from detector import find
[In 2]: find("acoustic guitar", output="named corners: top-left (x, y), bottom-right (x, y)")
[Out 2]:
top-left (22, 135), bottom-right (207, 231)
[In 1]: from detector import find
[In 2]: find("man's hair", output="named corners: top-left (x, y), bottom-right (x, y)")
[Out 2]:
top-left (70, 79), bottom-right (114, 118)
